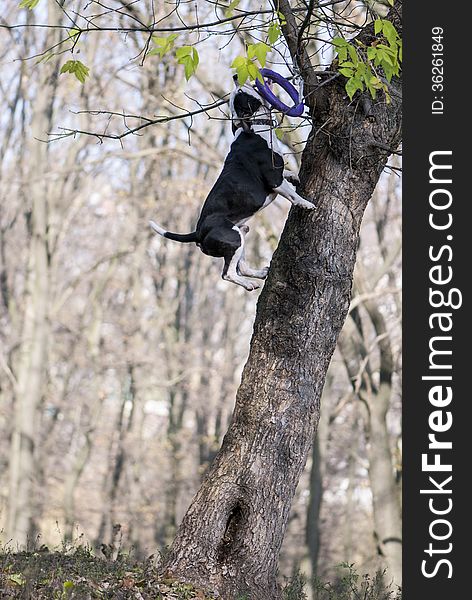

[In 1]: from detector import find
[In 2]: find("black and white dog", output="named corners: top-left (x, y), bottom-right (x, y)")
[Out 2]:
top-left (150, 79), bottom-right (314, 291)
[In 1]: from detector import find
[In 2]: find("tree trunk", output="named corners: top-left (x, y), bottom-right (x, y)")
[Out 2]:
top-left (305, 383), bottom-right (330, 582)
top-left (367, 382), bottom-right (402, 585)
top-left (63, 430), bottom-right (93, 542)
top-left (7, 6), bottom-right (61, 546)
top-left (96, 364), bottom-right (136, 547)
top-left (163, 5), bottom-right (402, 598)
top-left (339, 304), bottom-right (402, 584)
top-left (362, 295), bottom-right (402, 584)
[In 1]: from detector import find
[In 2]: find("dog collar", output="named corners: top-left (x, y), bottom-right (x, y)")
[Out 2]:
top-left (233, 118), bottom-right (277, 131)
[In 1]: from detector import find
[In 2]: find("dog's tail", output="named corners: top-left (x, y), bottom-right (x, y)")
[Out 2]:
top-left (149, 220), bottom-right (198, 243)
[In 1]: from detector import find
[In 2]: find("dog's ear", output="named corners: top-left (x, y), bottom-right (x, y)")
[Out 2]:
top-left (233, 74), bottom-right (239, 87)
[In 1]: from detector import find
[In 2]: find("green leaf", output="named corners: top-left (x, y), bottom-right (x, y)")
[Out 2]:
top-left (175, 46), bottom-right (192, 59)
top-left (382, 20), bottom-right (398, 45)
top-left (192, 47), bottom-right (199, 68)
top-left (19, 0), bottom-right (40, 8)
top-left (277, 11), bottom-right (286, 25)
top-left (8, 574), bottom-right (26, 586)
top-left (377, 43), bottom-right (396, 55)
top-left (367, 85), bottom-right (377, 100)
top-left (340, 49), bottom-right (349, 63)
top-left (60, 60), bottom-right (90, 84)
top-left (356, 61), bottom-right (367, 76)
top-left (256, 71), bottom-right (264, 83)
top-left (147, 48), bottom-right (162, 57)
top-left (367, 46), bottom-right (377, 60)
top-left (334, 19), bottom-right (401, 102)
top-left (225, 0), bottom-right (241, 17)
top-left (381, 51), bottom-right (394, 66)
top-left (333, 38), bottom-right (350, 64)
top-left (68, 28), bottom-right (81, 39)
top-left (185, 61), bottom-right (195, 80)
top-left (347, 44), bottom-right (358, 65)
top-left (268, 22), bottom-right (281, 44)
top-left (231, 56), bottom-right (246, 69)
top-left (236, 64), bottom-right (249, 85)
top-left (179, 56), bottom-right (190, 79)
top-left (256, 43), bottom-right (270, 66)
top-left (176, 46), bottom-right (199, 80)
top-left (63, 581), bottom-right (75, 590)
top-left (248, 42), bottom-right (269, 67)
top-left (332, 36), bottom-right (348, 47)
top-left (369, 76), bottom-right (382, 88)
top-left (387, 0), bottom-right (394, 5)
top-left (345, 77), bottom-right (363, 100)
top-left (150, 33), bottom-right (179, 58)
top-left (275, 128), bottom-right (284, 141)
top-left (382, 62), bottom-right (395, 82)
top-left (247, 61), bottom-right (260, 81)
top-left (364, 68), bottom-right (377, 99)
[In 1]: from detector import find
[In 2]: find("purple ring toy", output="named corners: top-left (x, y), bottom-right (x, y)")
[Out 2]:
top-left (254, 68), bottom-right (304, 117)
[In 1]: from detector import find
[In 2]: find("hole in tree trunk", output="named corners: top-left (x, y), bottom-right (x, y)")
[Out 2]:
top-left (218, 503), bottom-right (243, 559)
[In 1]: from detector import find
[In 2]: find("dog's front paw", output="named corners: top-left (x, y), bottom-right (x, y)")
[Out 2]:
top-left (294, 198), bottom-right (315, 210)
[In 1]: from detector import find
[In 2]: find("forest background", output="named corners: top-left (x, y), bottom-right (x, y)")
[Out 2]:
top-left (0, 1), bottom-right (401, 596)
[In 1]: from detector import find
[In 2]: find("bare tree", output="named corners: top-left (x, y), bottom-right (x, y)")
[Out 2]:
top-left (6, 3), bottom-right (63, 546)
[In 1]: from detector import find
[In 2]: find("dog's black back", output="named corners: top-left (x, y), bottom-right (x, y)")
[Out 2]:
top-left (196, 131), bottom-right (283, 235)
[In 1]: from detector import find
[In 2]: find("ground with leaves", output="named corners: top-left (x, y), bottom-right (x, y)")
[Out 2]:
top-left (0, 546), bottom-right (401, 600)
top-left (0, 546), bottom-right (212, 600)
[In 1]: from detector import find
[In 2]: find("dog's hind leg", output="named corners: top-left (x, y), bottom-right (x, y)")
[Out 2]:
top-left (221, 227), bottom-right (261, 291)
top-left (238, 262), bottom-right (269, 280)
top-left (236, 227), bottom-right (269, 280)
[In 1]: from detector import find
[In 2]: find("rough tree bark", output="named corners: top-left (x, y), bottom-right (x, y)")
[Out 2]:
top-left (163, 3), bottom-right (402, 598)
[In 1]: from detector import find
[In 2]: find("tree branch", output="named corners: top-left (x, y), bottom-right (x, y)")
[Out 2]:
top-left (274, 0), bottom-right (319, 104)
top-left (0, 9), bottom-right (275, 35)
top-left (46, 97), bottom-right (230, 143)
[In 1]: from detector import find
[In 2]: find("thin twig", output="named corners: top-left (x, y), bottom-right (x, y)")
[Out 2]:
top-left (46, 97), bottom-right (230, 143)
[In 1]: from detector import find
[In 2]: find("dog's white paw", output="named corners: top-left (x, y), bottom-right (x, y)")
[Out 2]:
top-left (223, 273), bottom-right (261, 291)
top-left (294, 199), bottom-right (315, 210)
top-left (244, 280), bottom-right (261, 291)
top-left (254, 266), bottom-right (269, 279)
top-left (238, 265), bottom-right (269, 279)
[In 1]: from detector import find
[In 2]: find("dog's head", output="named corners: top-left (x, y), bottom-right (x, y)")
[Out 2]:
top-left (229, 75), bottom-right (271, 132)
